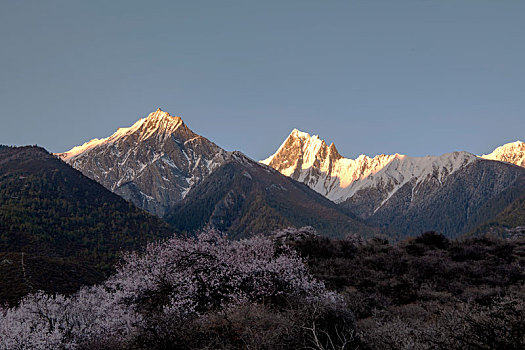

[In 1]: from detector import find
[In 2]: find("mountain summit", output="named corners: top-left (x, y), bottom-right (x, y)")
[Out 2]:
top-left (56, 109), bottom-right (230, 216)
top-left (59, 109), bottom-right (186, 161)
top-left (481, 140), bottom-right (525, 167)
top-left (262, 129), bottom-right (420, 203)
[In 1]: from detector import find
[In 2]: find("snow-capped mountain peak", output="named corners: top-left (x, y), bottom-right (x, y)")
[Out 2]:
top-left (261, 129), bottom-right (403, 199)
top-left (290, 128), bottom-right (311, 139)
top-left (138, 108), bottom-right (183, 130)
top-left (481, 140), bottom-right (525, 167)
top-left (55, 109), bottom-right (230, 216)
top-left (58, 108), bottom-right (185, 161)
top-left (262, 129), bottom-right (342, 177)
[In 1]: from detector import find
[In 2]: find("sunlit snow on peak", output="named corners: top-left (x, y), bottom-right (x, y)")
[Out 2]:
top-left (56, 109), bottom-right (185, 161)
top-left (261, 129), bottom-right (479, 204)
top-left (481, 140), bottom-right (525, 167)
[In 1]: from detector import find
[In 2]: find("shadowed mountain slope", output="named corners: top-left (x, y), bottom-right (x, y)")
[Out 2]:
top-left (358, 159), bottom-right (525, 238)
top-left (166, 152), bottom-right (379, 239)
top-left (469, 176), bottom-right (525, 238)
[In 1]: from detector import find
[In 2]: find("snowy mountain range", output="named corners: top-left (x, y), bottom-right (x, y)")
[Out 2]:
top-left (262, 129), bottom-right (479, 205)
top-left (56, 109), bottom-right (372, 238)
top-left (56, 109), bottom-right (525, 239)
top-left (262, 130), bottom-right (525, 237)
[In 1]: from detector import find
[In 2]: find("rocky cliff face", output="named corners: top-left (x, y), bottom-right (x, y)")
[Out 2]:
top-left (57, 109), bottom-right (231, 217)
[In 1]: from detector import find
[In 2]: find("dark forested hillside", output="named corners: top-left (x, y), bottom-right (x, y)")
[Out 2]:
top-left (470, 190), bottom-right (525, 238)
top-left (354, 159), bottom-right (525, 239)
top-left (0, 146), bottom-right (173, 305)
top-left (166, 153), bottom-right (379, 239)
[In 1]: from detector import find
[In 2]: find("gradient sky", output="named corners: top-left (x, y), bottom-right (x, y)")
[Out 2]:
top-left (1, 1), bottom-right (524, 160)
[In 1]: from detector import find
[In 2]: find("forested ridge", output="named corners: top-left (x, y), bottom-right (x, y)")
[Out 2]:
top-left (0, 146), bottom-right (173, 305)
top-left (470, 190), bottom-right (525, 238)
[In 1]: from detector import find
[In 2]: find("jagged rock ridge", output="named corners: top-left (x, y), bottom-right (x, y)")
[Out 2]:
top-left (261, 129), bottom-right (400, 202)
top-left (262, 129), bottom-right (477, 206)
top-left (263, 130), bottom-right (525, 238)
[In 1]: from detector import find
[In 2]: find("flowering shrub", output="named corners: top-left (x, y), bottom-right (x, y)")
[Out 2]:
top-left (110, 229), bottom-right (331, 315)
top-left (0, 229), bottom-right (343, 349)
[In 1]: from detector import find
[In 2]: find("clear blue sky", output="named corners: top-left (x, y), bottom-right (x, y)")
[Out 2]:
top-left (1, 0), bottom-right (524, 160)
